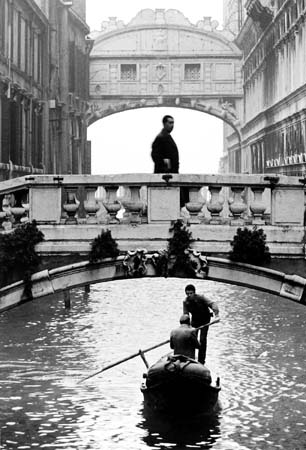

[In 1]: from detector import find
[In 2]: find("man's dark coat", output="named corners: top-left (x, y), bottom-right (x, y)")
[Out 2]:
top-left (151, 130), bottom-right (179, 173)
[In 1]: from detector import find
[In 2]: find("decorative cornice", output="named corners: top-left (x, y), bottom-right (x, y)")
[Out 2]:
top-left (245, 0), bottom-right (274, 30)
top-left (90, 9), bottom-right (240, 53)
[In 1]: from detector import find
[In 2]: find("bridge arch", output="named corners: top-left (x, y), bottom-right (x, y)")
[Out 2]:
top-left (1, 255), bottom-right (305, 314)
top-left (87, 100), bottom-right (242, 143)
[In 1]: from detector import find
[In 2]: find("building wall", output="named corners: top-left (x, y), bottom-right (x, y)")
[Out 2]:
top-left (224, 0), bottom-right (306, 175)
top-left (0, 0), bottom-right (47, 179)
top-left (90, 58), bottom-right (242, 98)
top-left (223, 0), bottom-right (246, 36)
top-left (72, 0), bottom-right (86, 20)
top-left (33, 0), bottom-right (49, 17)
top-left (0, 0), bottom-right (90, 180)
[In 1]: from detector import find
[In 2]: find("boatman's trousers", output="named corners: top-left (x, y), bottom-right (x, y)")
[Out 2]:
top-left (197, 326), bottom-right (209, 365)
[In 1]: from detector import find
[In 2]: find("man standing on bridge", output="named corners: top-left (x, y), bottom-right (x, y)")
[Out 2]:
top-left (151, 115), bottom-right (179, 173)
top-left (151, 115), bottom-right (189, 206)
top-left (183, 284), bottom-right (220, 365)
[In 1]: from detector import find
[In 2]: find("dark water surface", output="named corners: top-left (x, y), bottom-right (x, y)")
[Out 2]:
top-left (0, 278), bottom-right (306, 449)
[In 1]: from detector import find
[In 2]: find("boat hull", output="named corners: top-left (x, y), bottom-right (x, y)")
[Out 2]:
top-left (141, 355), bottom-right (220, 416)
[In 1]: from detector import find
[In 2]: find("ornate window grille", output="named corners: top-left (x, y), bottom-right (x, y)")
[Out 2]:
top-left (184, 64), bottom-right (201, 80)
top-left (120, 64), bottom-right (137, 81)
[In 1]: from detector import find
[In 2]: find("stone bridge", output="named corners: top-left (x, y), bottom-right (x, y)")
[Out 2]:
top-left (1, 253), bottom-right (306, 314)
top-left (87, 9), bottom-right (243, 138)
top-left (0, 173), bottom-right (306, 312)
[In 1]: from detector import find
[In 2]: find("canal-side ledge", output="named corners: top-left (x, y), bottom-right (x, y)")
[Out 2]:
top-left (0, 256), bottom-right (305, 314)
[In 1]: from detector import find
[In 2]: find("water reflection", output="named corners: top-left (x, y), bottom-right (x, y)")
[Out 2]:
top-left (0, 278), bottom-right (306, 449)
top-left (139, 407), bottom-right (221, 449)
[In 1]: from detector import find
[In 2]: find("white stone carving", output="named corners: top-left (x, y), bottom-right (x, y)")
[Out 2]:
top-left (221, 101), bottom-right (238, 119)
top-left (155, 63), bottom-right (167, 80)
top-left (152, 29), bottom-right (168, 51)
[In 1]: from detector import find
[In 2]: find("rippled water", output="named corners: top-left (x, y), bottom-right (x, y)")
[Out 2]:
top-left (0, 278), bottom-right (306, 449)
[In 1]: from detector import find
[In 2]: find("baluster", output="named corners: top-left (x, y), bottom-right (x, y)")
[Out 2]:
top-left (2, 195), bottom-right (13, 230)
top-left (95, 186), bottom-right (108, 224)
top-left (9, 191), bottom-right (27, 226)
top-left (206, 186), bottom-right (224, 224)
top-left (0, 196), bottom-right (8, 230)
top-left (10, 205), bottom-right (25, 225)
top-left (122, 185), bottom-right (143, 224)
top-left (103, 185), bottom-right (121, 224)
top-left (185, 187), bottom-right (205, 223)
top-left (228, 187), bottom-right (247, 225)
top-left (84, 186), bottom-right (99, 224)
top-left (21, 191), bottom-right (30, 223)
top-left (63, 187), bottom-right (80, 224)
top-left (250, 187), bottom-right (267, 225)
top-left (118, 186), bottom-right (130, 223)
top-left (140, 186), bottom-right (148, 223)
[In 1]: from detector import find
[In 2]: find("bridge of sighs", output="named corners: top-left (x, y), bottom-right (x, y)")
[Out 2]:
top-left (87, 9), bottom-right (243, 142)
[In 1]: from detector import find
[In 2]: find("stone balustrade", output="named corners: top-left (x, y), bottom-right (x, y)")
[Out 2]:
top-left (0, 173), bottom-right (304, 228)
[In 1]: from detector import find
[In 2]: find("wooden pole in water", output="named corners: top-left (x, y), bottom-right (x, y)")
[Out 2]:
top-left (64, 290), bottom-right (71, 308)
top-left (84, 285), bottom-right (90, 293)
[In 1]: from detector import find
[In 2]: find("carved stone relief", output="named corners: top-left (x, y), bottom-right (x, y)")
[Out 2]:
top-left (152, 29), bottom-right (168, 51)
top-left (155, 63), bottom-right (167, 81)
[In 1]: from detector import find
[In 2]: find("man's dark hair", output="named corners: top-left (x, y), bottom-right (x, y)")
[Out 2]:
top-left (162, 115), bottom-right (174, 125)
top-left (185, 284), bottom-right (196, 293)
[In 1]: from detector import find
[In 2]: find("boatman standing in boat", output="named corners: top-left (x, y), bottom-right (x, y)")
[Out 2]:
top-left (170, 314), bottom-right (200, 359)
top-left (183, 284), bottom-right (220, 365)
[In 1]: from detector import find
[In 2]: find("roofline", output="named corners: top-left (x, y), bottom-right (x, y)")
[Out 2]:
top-left (92, 24), bottom-right (241, 54)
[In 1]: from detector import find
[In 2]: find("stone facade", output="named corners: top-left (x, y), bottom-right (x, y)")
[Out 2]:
top-left (224, 0), bottom-right (306, 175)
top-left (0, 0), bottom-right (91, 180)
top-left (88, 9), bottom-right (243, 137)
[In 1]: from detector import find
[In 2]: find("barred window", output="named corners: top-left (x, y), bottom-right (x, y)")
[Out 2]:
top-left (120, 64), bottom-right (137, 81)
top-left (184, 64), bottom-right (200, 80)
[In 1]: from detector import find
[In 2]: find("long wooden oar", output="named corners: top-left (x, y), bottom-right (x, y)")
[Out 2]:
top-left (78, 317), bottom-right (220, 383)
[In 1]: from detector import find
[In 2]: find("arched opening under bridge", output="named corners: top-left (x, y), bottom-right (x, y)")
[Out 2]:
top-left (87, 106), bottom-right (234, 174)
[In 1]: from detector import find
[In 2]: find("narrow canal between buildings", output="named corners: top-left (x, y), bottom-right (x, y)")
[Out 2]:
top-left (0, 278), bottom-right (306, 449)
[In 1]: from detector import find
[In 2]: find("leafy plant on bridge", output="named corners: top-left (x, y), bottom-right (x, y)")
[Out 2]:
top-left (89, 229), bottom-right (119, 263)
top-left (0, 220), bottom-right (44, 297)
top-left (154, 219), bottom-right (197, 277)
top-left (229, 227), bottom-right (271, 265)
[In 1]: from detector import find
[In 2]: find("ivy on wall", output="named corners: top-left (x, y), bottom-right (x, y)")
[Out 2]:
top-left (0, 221), bottom-right (44, 296)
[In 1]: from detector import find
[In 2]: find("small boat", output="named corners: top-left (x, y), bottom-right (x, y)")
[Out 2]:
top-left (140, 354), bottom-right (221, 416)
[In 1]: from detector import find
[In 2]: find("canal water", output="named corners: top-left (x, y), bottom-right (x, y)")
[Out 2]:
top-left (0, 278), bottom-right (306, 450)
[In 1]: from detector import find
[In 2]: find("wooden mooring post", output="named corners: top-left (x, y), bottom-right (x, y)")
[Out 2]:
top-left (84, 284), bottom-right (90, 293)
top-left (63, 290), bottom-right (71, 308)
